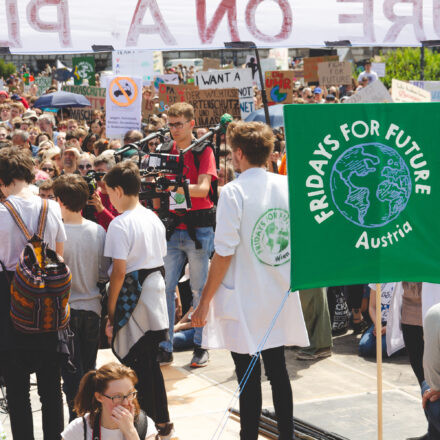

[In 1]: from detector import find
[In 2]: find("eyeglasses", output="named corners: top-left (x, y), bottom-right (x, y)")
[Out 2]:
top-left (101, 391), bottom-right (137, 405)
top-left (148, 141), bottom-right (160, 147)
top-left (41, 167), bottom-right (54, 172)
top-left (78, 164), bottom-right (92, 170)
top-left (168, 121), bottom-right (190, 130)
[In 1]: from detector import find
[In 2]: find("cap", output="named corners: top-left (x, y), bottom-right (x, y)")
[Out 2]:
top-left (314, 87), bottom-right (322, 94)
top-left (42, 146), bottom-right (62, 160)
top-left (63, 147), bottom-right (81, 158)
top-left (0, 91), bottom-right (9, 98)
top-left (326, 94), bottom-right (336, 100)
top-left (22, 110), bottom-right (38, 121)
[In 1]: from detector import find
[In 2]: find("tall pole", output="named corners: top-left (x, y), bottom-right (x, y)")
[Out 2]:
top-left (420, 45), bottom-right (425, 81)
top-left (253, 47), bottom-right (271, 127)
top-left (376, 283), bottom-right (383, 440)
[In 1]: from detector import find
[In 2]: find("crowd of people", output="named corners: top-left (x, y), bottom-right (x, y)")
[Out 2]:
top-left (0, 58), bottom-right (437, 440)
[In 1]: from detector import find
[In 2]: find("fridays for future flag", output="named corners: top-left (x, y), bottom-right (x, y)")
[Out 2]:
top-left (284, 103), bottom-right (440, 291)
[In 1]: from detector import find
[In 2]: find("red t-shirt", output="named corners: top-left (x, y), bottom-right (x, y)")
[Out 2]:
top-left (170, 141), bottom-right (217, 211)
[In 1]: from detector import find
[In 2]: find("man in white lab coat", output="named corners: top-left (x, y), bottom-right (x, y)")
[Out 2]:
top-left (192, 120), bottom-right (309, 440)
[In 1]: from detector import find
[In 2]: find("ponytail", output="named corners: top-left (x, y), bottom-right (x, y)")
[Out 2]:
top-left (74, 369), bottom-right (101, 426)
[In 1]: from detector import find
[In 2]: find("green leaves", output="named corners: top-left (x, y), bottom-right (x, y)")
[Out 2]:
top-left (0, 59), bottom-right (16, 79)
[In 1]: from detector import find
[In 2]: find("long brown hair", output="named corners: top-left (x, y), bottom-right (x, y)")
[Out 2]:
top-left (74, 362), bottom-right (140, 428)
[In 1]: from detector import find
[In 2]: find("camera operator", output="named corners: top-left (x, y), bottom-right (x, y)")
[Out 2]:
top-left (157, 102), bottom-right (217, 368)
top-left (88, 154), bottom-right (119, 231)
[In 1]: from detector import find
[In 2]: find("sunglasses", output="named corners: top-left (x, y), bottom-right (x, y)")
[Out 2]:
top-left (41, 167), bottom-right (54, 172)
top-left (78, 164), bottom-right (92, 170)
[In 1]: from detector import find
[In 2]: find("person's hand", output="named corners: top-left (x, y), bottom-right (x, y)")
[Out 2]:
top-left (192, 302), bottom-right (209, 327)
top-left (88, 191), bottom-right (105, 213)
top-left (105, 319), bottom-right (113, 345)
top-left (423, 388), bottom-right (440, 408)
top-left (111, 405), bottom-right (137, 437)
top-left (372, 326), bottom-right (386, 336)
top-left (175, 297), bottom-right (182, 321)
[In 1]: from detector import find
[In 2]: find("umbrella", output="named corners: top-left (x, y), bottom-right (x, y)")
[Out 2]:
top-left (245, 104), bottom-right (285, 128)
top-left (33, 91), bottom-right (91, 109)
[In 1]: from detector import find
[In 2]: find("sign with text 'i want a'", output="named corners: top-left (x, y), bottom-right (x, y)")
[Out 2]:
top-left (284, 103), bottom-right (440, 290)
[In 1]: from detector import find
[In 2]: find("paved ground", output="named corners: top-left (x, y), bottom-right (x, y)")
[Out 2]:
top-left (0, 330), bottom-right (428, 439)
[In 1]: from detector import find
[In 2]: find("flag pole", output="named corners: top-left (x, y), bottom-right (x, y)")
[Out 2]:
top-left (376, 283), bottom-right (383, 440)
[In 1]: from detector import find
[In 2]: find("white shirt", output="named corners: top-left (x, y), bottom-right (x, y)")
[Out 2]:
top-left (0, 195), bottom-right (66, 271)
top-left (202, 168), bottom-right (309, 354)
top-left (368, 283), bottom-right (395, 322)
top-left (61, 413), bottom-right (157, 440)
top-left (104, 204), bottom-right (166, 275)
top-left (358, 70), bottom-right (378, 84)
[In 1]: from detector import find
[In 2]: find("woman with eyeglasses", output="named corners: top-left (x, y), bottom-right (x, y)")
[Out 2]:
top-left (78, 153), bottom-right (95, 177)
top-left (62, 363), bottom-right (158, 440)
top-left (39, 159), bottom-right (60, 179)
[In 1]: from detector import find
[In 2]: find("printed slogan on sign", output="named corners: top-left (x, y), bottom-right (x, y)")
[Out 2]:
top-left (284, 103), bottom-right (440, 290)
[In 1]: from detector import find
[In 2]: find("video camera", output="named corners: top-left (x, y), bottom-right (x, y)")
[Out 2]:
top-left (84, 170), bottom-right (106, 198)
top-left (115, 114), bottom-right (233, 218)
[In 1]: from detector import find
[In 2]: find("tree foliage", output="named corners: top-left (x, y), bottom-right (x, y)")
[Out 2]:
top-left (0, 59), bottom-right (16, 79)
top-left (382, 47), bottom-right (440, 88)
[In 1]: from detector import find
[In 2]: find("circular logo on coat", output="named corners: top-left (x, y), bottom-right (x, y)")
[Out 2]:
top-left (251, 208), bottom-right (290, 266)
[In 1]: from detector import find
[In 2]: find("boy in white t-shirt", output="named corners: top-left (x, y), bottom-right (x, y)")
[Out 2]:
top-left (53, 173), bottom-right (110, 421)
top-left (103, 161), bottom-right (176, 440)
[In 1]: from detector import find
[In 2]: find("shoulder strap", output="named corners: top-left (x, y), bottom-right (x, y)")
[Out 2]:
top-left (135, 410), bottom-right (149, 439)
top-left (2, 200), bottom-right (33, 241)
top-left (83, 416), bottom-right (87, 440)
top-left (37, 199), bottom-right (49, 239)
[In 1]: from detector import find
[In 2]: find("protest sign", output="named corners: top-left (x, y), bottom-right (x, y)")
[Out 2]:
top-left (158, 83), bottom-right (195, 113)
top-left (153, 74), bottom-right (179, 91)
top-left (72, 56), bottom-right (95, 85)
top-left (112, 50), bottom-right (154, 84)
top-left (284, 102), bottom-right (440, 290)
top-left (392, 79), bottom-right (431, 102)
top-left (318, 61), bottom-right (352, 86)
top-left (106, 76), bottom-right (142, 138)
top-left (268, 48), bottom-right (289, 70)
top-left (62, 85), bottom-right (106, 121)
top-left (34, 77), bottom-right (52, 97)
top-left (265, 70), bottom-right (294, 105)
top-left (344, 80), bottom-right (393, 104)
top-left (195, 69), bottom-right (254, 120)
top-left (153, 51), bottom-right (164, 74)
top-left (410, 81), bottom-right (440, 102)
top-left (245, 56), bottom-right (277, 87)
top-left (185, 88), bottom-right (240, 127)
top-left (304, 56), bottom-right (339, 84)
top-left (372, 62), bottom-right (386, 78)
top-left (203, 58), bottom-right (221, 71)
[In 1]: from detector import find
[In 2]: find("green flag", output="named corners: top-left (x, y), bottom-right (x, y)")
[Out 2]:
top-left (72, 56), bottom-right (95, 85)
top-left (284, 103), bottom-right (440, 290)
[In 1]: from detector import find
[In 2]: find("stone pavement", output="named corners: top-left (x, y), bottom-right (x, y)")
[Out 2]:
top-left (0, 330), bottom-right (428, 439)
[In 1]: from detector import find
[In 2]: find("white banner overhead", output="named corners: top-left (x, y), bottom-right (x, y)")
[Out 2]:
top-left (2, 0), bottom-right (440, 53)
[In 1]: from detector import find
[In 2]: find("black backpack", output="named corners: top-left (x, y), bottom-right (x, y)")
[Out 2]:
top-left (84, 410), bottom-right (149, 439)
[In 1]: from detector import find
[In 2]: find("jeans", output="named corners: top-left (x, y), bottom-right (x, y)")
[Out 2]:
top-left (231, 346), bottom-right (293, 440)
top-left (173, 328), bottom-right (195, 350)
top-left (422, 380), bottom-right (440, 438)
top-left (359, 324), bottom-right (387, 358)
top-left (161, 227), bottom-right (214, 353)
top-left (61, 309), bottom-right (100, 421)
top-left (2, 350), bottom-right (64, 440)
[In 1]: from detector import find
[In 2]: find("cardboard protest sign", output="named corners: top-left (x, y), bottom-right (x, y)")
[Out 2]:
top-left (105, 76), bottom-right (142, 138)
top-left (195, 69), bottom-right (254, 120)
top-left (410, 81), bottom-right (440, 102)
top-left (265, 70), bottom-right (294, 105)
top-left (344, 80), bottom-right (393, 103)
top-left (72, 56), bottom-right (95, 85)
top-left (185, 88), bottom-right (240, 127)
top-left (392, 79), bottom-right (431, 102)
top-left (203, 58), bottom-right (221, 71)
top-left (35, 77), bottom-right (52, 97)
top-left (318, 61), bottom-right (352, 86)
top-left (112, 50), bottom-right (154, 84)
top-left (284, 102), bottom-right (440, 290)
top-left (62, 85), bottom-right (106, 121)
top-left (158, 83), bottom-right (196, 113)
top-left (304, 56), bottom-right (339, 84)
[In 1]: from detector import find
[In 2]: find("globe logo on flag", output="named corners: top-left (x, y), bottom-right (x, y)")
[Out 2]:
top-left (330, 143), bottom-right (412, 228)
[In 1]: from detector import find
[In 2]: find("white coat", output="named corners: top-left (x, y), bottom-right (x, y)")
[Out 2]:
top-left (202, 168), bottom-right (309, 355)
